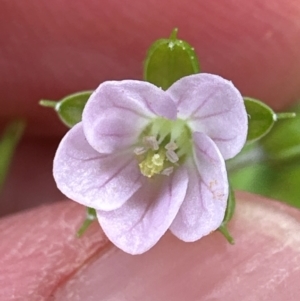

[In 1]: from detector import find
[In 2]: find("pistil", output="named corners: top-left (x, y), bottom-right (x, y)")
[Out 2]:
top-left (135, 118), bottom-right (192, 178)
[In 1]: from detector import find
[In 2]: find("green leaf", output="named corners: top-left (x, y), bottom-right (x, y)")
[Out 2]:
top-left (244, 97), bottom-right (275, 143)
top-left (229, 160), bottom-right (300, 208)
top-left (144, 28), bottom-right (200, 90)
top-left (229, 103), bottom-right (300, 208)
top-left (76, 207), bottom-right (97, 237)
top-left (0, 120), bottom-right (25, 192)
top-left (40, 91), bottom-right (92, 128)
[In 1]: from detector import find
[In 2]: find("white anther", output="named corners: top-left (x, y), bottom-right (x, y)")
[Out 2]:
top-left (161, 167), bottom-right (174, 176)
top-left (134, 146), bottom-right (147, 155)
top-left (165, 141), bottom-right (178, 151)
top-left (143, 136), bottom-right (159, 150)
top-left (166, 150), bottom-right (179, 163)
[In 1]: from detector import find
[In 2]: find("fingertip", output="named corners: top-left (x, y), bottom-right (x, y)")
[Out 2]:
top-left (53, 192), bottom-right (300, 300)
top-left (0, 201), bottom-right (109, 300)
top-left (1, 0), bottom-right (300, 136)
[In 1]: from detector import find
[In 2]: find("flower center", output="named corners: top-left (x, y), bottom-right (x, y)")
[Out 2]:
top-left (134, 118), bottom-right (192, 178)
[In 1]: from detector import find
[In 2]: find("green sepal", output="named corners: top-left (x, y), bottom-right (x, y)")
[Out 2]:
top-left (218, 225), bottom-right (235, 244)
top-left (244, 97), bottom-right (276, 143)
top-left (144, 28), bottom-right (200, 90)
top-left (76, 207), bottom-right (97, 237)
top-left (222, 184), bottom-right (236, 224)
top-left (40, 91), bottom-right (92, 128)
top-left (0, 120), bottom-right (25, 192)
top-left (218, 185), bottom-right (235, 244)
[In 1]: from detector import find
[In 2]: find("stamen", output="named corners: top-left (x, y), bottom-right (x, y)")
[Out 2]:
top-left (161, 167), bottom-right (174, 176)
top-left (143, 136), bottom-right (159, 150)
top-left (165, 142), bottom-right (178, 151)
top-left (134, 146), bottom-right (147, 155)
top-left (137, 118), bottom-right (192, 178)
top-left (166, 149), bottom-right (179, 163)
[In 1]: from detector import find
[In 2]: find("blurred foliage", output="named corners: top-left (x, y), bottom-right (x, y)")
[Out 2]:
top-left (0, 120), bottom-right (25, 193)
top-left (230, 103), bottom-right (300, 208)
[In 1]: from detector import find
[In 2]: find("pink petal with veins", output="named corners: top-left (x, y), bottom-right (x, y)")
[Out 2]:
top-left (170, 132), bottom-right (228, 241)
top-left (167, 73), bottom-right (247, 159)
top-left (97, 167), bottom-right (188, 254)
top-left (83, 80), bottom-right (177, 154)
top-left (53, 123), bottom-right (143, 211)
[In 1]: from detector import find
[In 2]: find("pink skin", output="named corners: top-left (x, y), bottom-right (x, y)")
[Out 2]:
top-left (1, 0), bottom-right (300, 299)
top-left (2, 193), bottom-right (300, 300)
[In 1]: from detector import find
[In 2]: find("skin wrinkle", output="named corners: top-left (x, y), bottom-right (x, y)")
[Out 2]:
top-left (0, 201), bottom-right (109, 301)
top-left (48, 242), bottom-right (114, 300)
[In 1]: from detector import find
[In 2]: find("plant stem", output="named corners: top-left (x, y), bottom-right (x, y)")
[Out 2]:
top-left (39, 99), bottom-right (57, 108)
top-left (169, 28), bottom-right (178, 40)
top-left (275, 112), bottom-right (296, 120)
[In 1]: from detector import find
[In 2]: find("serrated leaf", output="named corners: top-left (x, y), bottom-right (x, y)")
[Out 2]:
top-left (144, 28), bottom-right (200, 90)
top-left (244, 97), bottom-right (275, 143)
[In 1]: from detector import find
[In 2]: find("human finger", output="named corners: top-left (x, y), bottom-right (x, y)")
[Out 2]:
top-left (1, 192), bottom-right (300, 300)
top-left (1, 0), bottom-right (300, 136)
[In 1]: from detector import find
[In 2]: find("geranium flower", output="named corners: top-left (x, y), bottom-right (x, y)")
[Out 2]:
top-left (53, 73), bottom-right (248, 254)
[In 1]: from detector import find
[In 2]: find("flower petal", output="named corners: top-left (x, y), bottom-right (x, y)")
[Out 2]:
top-left (97, 167), bottom-right (189, 254)
top-left (53, 123), bottom-right (143, 211)
top-left (83, 80), bottom-right (177, 153)
top-left (170, 132), bottom-right (228, 242)
top-left (167, 73), bottom-right (247, 159)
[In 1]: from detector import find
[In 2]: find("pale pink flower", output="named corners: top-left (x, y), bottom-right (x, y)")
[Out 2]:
top-left (53, 74), bottom-right (248, 254)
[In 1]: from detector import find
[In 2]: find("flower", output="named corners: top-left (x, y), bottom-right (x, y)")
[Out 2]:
top-left (53, 73), bottom-right (248, 254)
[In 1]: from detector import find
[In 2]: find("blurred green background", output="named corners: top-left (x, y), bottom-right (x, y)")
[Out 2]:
top-left (229, 103), bottom-right (300, 208)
